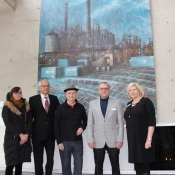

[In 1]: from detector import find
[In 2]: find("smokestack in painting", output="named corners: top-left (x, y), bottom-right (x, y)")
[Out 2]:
top-left (65, 3), bottom-right (68, 32)
top-left (87, 0), bottom-right (91, 35)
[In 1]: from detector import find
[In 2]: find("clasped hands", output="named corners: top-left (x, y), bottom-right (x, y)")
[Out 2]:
top-left (19, 133), bottom-right (28, 145)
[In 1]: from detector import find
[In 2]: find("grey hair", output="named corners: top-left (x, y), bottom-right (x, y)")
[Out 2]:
top-left (98, 82), bottom-right (110, 89)
top-left (38, 79), bottom-right (50, 87)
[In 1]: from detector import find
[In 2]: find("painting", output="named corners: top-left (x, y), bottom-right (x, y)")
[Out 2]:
top-left (38, 0), bottom-right (156, 116)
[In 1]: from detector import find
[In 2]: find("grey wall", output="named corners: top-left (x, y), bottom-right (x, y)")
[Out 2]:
top-left (0, 0), bottom-right (40, 98)
top-left (0, 0), bottom-right (175, 123)
top-left (150, 0), bottom-right (175, 123)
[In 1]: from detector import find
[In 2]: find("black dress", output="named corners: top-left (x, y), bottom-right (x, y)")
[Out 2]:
top-left (124, 97), bottom-right (156, 163)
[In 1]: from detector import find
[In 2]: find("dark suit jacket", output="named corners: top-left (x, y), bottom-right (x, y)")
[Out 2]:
top-left (29, 94), bottom-right (60, 140)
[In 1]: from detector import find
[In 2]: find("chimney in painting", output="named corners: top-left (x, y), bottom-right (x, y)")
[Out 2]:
top-left (87, 0), bottom-right (91, 36)
top-left (65, 3), bottom-right (68, 32)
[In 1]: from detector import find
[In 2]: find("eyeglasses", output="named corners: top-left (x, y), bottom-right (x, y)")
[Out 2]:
top-left (13, 92), bottom-right (22, 95)
top-left (41, 85), bottom-right (50, 88)
top-left (99, 88), bottom-right (109, 91)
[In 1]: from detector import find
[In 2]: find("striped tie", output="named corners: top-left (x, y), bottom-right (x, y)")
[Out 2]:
top-left (44, 97), bottom-right (49, 113)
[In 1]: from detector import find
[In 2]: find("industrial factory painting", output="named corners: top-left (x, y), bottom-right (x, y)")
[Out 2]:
top-left (38, 0), bottom-right (157, 115)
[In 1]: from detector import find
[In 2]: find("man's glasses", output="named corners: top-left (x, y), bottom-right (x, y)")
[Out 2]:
top-left (99, 88), bottom-right (109, 91)
top-left (41, 85), bottom-right (50, 88)
top-left (13, 92), bottom-right (22, 95)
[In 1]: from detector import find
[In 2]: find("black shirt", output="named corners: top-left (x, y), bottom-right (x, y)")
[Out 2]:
top-left (54, 100), bottom-right (87, 144)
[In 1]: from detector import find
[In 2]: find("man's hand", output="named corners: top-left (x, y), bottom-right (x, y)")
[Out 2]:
top-left (88, 142), bottom-right (95, 149)
top-left (116, 142), bottom-right (123, 149)
top-left (58, 143), bottom-right (64, 151)
top-left (76, 128), bottom-right (83, 136)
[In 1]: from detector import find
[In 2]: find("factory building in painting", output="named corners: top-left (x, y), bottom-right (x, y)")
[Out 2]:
top-left (38, 0), bottom-right (156, 115)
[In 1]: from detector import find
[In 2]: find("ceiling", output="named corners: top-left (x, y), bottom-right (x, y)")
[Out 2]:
top-left (0, 0), bottom-right (16, 13)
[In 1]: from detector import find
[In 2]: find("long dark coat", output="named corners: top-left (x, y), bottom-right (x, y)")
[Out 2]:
top-left (124, 97), bottom-right (156, 163)
top-left (2, 98), bottom-right (32, 166)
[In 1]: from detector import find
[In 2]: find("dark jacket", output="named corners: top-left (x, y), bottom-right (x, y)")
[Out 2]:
top-left (54, 100), bottom-right (87, 144)
top-left (2, 95), bottom-right (32, 166)
top-left (29, 94), bottom-right (60, 140)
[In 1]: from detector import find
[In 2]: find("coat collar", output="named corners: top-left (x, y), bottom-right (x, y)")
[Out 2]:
top-left (4, 100), bottom-right (30, 116)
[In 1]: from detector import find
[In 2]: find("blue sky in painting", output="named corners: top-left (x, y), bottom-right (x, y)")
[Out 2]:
top-left (39, 0), bottom-right (153, 53)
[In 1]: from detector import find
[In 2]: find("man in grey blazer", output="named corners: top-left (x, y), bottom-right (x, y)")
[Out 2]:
top-left (87, 82), bottom-right (124, 175)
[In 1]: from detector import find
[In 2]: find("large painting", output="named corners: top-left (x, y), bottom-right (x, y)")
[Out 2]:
top-left (38, 0), bottom-right (156, 116)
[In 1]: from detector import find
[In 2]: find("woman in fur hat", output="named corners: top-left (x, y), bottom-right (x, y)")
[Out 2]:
top-left (2, 87), bottom-right (32, 175)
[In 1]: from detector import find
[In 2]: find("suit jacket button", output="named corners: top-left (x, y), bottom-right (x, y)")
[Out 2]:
top-left (46, 122), bottom-right (48, 124)
top-left (104, 120), bottom-right (105, 122)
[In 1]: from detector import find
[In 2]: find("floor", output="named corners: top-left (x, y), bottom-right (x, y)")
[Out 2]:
top-left (0, 172), bottom-right (172, 175)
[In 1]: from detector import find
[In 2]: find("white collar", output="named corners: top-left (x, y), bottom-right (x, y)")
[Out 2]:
top-left (40, 93), bottom-right (49, 99)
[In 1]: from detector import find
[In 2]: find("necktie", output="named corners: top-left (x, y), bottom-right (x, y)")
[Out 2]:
top-left (44, 97), bottom-right (49, 113)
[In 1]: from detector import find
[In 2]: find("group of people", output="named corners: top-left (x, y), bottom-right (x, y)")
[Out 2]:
top-left (2, 79), bottom-right (156, 175)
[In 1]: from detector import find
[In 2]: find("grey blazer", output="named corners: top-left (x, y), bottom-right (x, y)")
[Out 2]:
top-left (87, 97), bottom-right (124, 148)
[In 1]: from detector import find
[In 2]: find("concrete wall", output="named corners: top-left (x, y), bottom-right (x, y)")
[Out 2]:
top-left (0, 0), bottom-right (175, 122)
top-left (0, 0), bottom-right (40, 99)
top-left (150, 0), bottom-right (175, 123)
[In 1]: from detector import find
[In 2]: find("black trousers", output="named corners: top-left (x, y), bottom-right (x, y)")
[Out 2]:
top-left (134, 163), bottom-right (150, 175)
top-left (59, 141), bottom-right (83, 175)
top-left (33, 138), bottom-right (55, 175)
top-left (5, 163), bottom-right (23, 175)
top-left (93, 144), bottom-right (120, 175)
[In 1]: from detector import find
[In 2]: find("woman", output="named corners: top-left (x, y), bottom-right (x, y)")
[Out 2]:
top-left (2, 87), bottom-right (32, 175)
top-left (124, 83), bottom-right (156, 175)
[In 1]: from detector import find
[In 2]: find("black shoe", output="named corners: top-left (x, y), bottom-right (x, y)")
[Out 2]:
top-left (136, 172), bottom-right (142, 175)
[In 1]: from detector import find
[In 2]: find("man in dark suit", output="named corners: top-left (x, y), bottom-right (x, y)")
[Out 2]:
top-left (29, 79), bottom-right (60, 175)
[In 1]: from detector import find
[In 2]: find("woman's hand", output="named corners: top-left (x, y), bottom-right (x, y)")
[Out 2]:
top-left (19, 133), bottom-right (28, 140)
top-left (19, 134), bottom-right (28, 145)
top-left (145, 140), bottom-right (152, 149)
top-left (20, 140), bottom-right (26, 145)
top-left (146, 126), bottom-right (155, 149)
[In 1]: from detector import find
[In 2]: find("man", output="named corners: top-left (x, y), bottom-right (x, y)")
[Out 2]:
top-left (29, 79), bottom-right (60, 175)
top-left (87, 82), bottom-right (124, 175)
top-left (54, 84), bottom-right (87, 175)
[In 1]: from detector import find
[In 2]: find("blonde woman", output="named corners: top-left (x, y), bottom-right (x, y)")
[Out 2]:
top-left (124, 83), bottom-right (156, 175)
